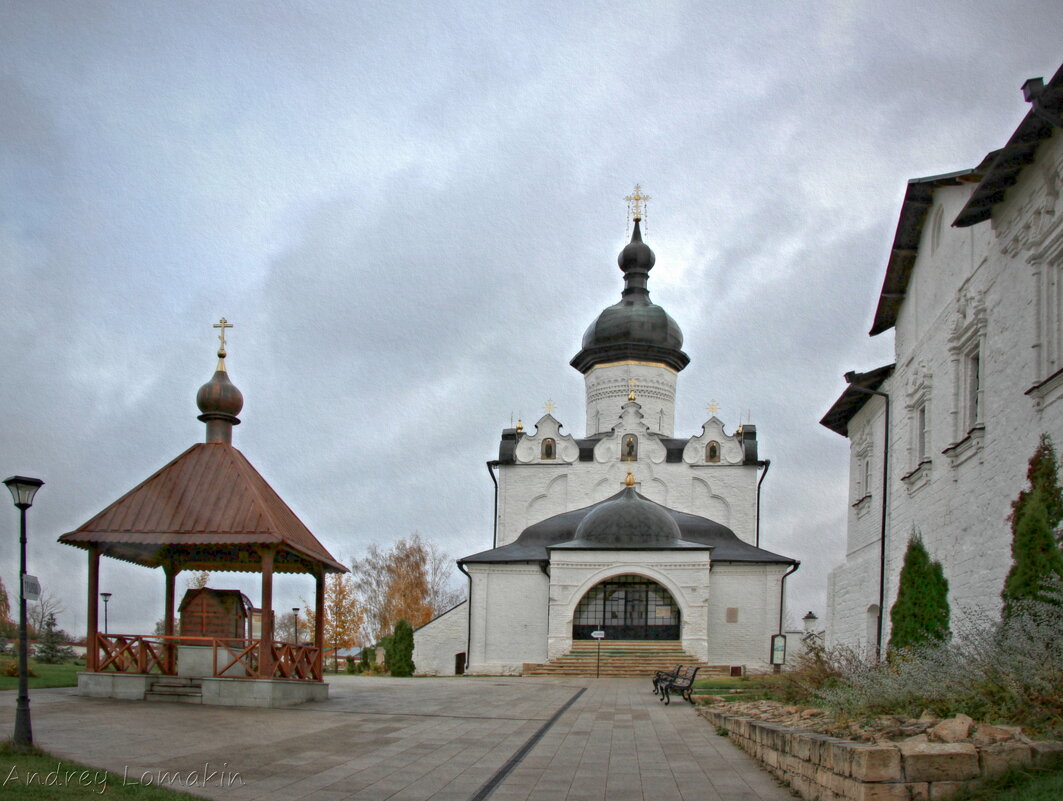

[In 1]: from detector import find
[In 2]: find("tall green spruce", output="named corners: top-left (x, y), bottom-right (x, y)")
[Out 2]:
top-left (888, 532), bottom-right (950, 651)
top-left (1002, 435), bottom-right (1063, 617)
top-left (389, 619), bottom-right (415, 677)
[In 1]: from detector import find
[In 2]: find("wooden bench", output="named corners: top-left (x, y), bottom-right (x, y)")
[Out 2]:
top-left (651, 665), bottom-right (681, 696)
top-left (658, 665), bottom-right (699, 705)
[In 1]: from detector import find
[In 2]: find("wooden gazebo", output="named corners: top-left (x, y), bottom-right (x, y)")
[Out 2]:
top-left (59, 324), bottom-right (346, 698)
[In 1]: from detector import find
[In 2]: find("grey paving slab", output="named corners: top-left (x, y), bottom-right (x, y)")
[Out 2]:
top-left (0, 676), bottom-right (792, 800)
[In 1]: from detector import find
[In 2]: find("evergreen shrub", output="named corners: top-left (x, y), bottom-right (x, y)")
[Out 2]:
top-left (889, 532), bottom-right (950, 651)
top-left (390, 619), bottom-right (414, 677)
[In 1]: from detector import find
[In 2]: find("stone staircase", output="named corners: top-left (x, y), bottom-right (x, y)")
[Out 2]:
top-left (144, 677), bottom-right (203, 704)
top-left (522, 640), bottom-right (735, 678)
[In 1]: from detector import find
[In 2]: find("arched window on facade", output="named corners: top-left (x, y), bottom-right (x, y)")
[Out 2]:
top-left (866, 604), bottom-right (880, 647)
top-left (621, 434), bottom-right (638, 461)
top-left (706, 441), bottom-right (720, 462)
top-left (541, 438), bottom-right (556, 460)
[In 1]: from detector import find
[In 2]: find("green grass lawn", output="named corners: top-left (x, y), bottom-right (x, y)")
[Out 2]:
top-left (0, 661), bottom-right (83, 691)
top-left (691, 676), bottom-right (770, 691)
top-left (0, 743), bottom-right (208, 799)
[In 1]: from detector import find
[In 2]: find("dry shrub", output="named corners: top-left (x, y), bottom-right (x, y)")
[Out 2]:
top-left (817, 579), bottom-right (1063, 738)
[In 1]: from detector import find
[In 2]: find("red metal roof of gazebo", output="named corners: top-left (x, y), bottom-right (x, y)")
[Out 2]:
top-left (59, 441), bottom-right (347, 574)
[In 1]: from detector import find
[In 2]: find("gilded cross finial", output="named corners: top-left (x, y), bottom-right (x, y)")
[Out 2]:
top-left (625, 184), bottom-right (651, 222)
top-left (213, 318), bottom-right (233, 357)
top-left (707, 400), bottom-right (720, 416)
top-left (544, 399), bottom-right (556, 414)
top-left (627, 377), bottom-right (637, 402)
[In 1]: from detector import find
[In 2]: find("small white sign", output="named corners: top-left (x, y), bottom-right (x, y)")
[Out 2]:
top-left (22, 574), bottom-right (41, 602)
top-left (591, 630), bottom-right (606, 639)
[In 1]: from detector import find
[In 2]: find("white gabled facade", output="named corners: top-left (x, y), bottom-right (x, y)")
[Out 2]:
top-left (824, 66), bottom-right (1063, 651)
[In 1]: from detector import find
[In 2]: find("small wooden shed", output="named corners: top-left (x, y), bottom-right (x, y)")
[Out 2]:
top-left (179, 588), bottom-right (253, 640)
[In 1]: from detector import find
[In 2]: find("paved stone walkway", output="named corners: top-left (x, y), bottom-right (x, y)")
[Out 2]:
top-left (0, 677), bottom-right (791, 800)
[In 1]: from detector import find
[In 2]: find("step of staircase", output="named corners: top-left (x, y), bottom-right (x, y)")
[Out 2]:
top-left (145, 677), bottom-right (203, 704)
top-left (522, 640), bottom-right (737, 678)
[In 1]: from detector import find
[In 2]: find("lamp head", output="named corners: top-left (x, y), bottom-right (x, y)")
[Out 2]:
top-left (4, 476), bottom-right (44, 510)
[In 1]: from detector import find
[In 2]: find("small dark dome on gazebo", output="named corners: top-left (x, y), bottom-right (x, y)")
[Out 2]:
top-left (196, 366), bottom-right (244, 418)
top-left (574, 485), bottom-right (682, 546)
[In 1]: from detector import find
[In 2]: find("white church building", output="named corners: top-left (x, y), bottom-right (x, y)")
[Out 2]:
top-left (822, 64), bottom-right (1063, 651)
top-left (414, 204), bottom-right (797, 676)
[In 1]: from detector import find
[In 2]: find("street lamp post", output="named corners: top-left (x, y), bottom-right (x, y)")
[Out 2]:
top-left (292, 608), bottom-right (299, 644)
top-left (100, 593), bottom-right (112, 634)
top-left (4, 475), bottom-right (44, 750)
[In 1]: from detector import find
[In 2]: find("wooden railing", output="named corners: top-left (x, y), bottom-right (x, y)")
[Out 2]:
top-left (93, 634), bottom-right (322, 681)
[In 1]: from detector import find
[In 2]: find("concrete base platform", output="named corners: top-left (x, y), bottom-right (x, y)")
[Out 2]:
top-left (76, 672), bottom-right (328, 707)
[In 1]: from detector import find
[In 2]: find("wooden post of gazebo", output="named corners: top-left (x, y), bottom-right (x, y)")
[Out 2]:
top-left (314, 569), bottom-right (325, 677)
top-left (86, 547), bottom-right (99, 672)
top-left (163, 562), bottom-right (177, 671)
top-left (260, 547), bottom-right (274, 678)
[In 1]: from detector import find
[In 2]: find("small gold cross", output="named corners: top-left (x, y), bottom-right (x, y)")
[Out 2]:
top-left (544, 400), bottom-right (556, 414)
top-left (624, 184), bottom-right (651, 222)
top-left (627, 378), bottom-right (637, 401)
top-left (213, 318), bottom-right (233, 355)
top-left (707, 400), bottom-right (720, 416)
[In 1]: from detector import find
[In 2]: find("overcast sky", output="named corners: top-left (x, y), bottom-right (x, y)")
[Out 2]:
top-left (2, 2), bottom-right (1061, 639)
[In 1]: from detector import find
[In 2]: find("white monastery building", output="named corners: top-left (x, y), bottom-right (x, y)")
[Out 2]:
top-left (822, 64), bottom-right (1063, 651)
top-left (415, 199), bottom-right (797, 675)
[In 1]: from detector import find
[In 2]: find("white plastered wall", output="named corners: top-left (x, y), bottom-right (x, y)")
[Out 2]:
top-left (465, 563), bottom-right (550, 675)
top-left (413, 601), bottom-right (468, 676)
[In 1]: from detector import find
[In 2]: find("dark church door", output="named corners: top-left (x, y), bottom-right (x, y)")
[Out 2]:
top-left (572, 575), bottom-right (680, 640)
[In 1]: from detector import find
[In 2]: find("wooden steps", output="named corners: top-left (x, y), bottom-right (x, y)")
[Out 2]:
top-left (145, 677), bottom-right (203, 703)
top-left (522, 640), bottom-right (735, 678)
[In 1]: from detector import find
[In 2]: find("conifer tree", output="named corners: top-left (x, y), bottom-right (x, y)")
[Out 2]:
top-left (888, 533), bottom-right (950, 651)
top-left (389, 619), bottom-right (415, 677)
top-left (1003, 436), bottom-right (1063, 617)
top-left (35, 613), bottom-right (74, 664)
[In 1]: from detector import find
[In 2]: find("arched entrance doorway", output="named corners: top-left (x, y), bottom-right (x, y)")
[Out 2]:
top-left (573, 575), bottom-right (680, 640)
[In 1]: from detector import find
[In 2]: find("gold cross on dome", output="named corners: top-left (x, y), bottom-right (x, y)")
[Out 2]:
top-left (625, 184), bottom-right (651, 222)
top-left (707, 400), bottom-right (720, 416)
top-left (627, 377), bottom-right (637, 401)
top-left (213, 318), bottom-right (233, 355)
top-left (544, 400), bottom-right (556, 414)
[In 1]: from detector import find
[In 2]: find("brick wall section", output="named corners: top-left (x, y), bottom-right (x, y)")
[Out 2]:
top-left (698, 707), bottom-right (1063, 801)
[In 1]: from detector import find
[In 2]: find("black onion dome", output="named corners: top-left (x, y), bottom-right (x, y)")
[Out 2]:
top-left (570, 219), bottom-right (690, 374)
top-left (574, 486), bottom-right (682, 545)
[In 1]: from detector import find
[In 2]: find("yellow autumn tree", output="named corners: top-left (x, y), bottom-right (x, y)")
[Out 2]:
top-left (352, 535), bottom-right (437, 643)
top-left (304, 572), bottom-right (363, 672)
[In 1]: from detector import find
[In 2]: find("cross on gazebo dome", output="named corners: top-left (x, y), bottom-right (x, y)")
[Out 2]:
top-left (213, 317), bottom-right (233, 356)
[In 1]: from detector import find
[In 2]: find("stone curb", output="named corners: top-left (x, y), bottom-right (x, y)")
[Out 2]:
top-left (698, 707), bottom-right (1063, 801)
